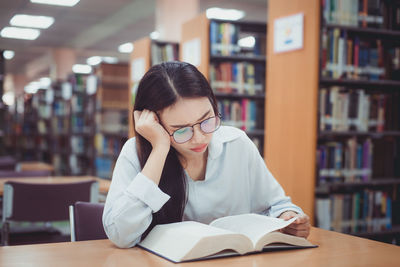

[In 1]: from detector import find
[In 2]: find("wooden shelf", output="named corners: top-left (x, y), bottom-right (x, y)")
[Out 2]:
top-left (245, 129), bottom-right (265, 136)
top-left (214, 92), bottom-right (265, 100)
top-left (319, 131), bottom-right (400, 138)
top-left (324, 24), bottom-right (400, 39)
top-left (210, 55), bottom-right (266, 63)
top-left (316, 178), bottom-right (400, 194)
top-left (352, 226), bottom-right (400, 238)
top-left (320, 77), bottom-right (400, 88)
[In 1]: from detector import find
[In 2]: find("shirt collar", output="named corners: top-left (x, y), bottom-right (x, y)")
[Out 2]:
top-left (208, 126), bottom-right (243, 159)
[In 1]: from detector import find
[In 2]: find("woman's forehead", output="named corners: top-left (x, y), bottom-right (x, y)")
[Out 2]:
top-left (160, 97), bottom-right (212, 124)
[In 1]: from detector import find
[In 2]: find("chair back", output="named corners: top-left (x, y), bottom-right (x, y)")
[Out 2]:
top-left (69, 201), bottom-right (107, 241)
top-left (2, 180), bottom-right (99, 222)
top-left (0, 170), bottom-right (52, 178)
top-left (0, 156), bottom-right (16, 171)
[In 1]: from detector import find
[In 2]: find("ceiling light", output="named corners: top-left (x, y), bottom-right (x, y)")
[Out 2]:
top-left (1, 27), bottom-right (40, 40)
top-left (87, 56), bottom-right (102, 66)
top-left (239, 36), bottom-right (256, 48)
top-left (118, 42), bottom-right (133, 53)
top-left (102, 56), bottom-right (118, 64)
top-left (2, 91), bottom-right (15, 106)
top-left (10, 14), bottom-right (54, 29)
top-left (39, 77), bottom-right (51, 88)
top-left (30, 0), bottom-right (80, 7)
top-left (24, 82), bottom-right (41, 94)
top-left (72, 64), bottom-right (92, 74)
top-left (87, 56), bottom-right (118, 66)
top-left (150, 31), bottom-right (160, 40)
top-left (206, 7), bottom-right (245, 21)
top-left (3, 50), bottom-right (15, 60)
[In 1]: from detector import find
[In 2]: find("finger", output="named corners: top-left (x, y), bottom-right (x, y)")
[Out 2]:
top-left (282, 227), bottom-right (310, 238)
top-left (294, 214), bottom-right (309, 224)
top-left (286, 222), bottom-right (310, 231)
top-left (280, 211), bottom-right (297, 220)
top-left (133, 110), bottom-right (141, 123)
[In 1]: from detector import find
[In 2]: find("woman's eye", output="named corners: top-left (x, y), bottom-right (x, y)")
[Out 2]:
top-left (176, 127), bottom-right (190, 134)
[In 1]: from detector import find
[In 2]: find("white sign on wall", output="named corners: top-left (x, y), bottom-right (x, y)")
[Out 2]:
top-left (274, 13), bottom-right (304, 54)
top-left (131, 58), bottom-right (145, 82)
top-left (182, 38), bottom-right (201, 67)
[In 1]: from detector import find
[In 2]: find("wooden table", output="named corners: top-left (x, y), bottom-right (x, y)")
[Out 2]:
top-left (0, 176), bottom-right (111, 196)
top-left (0, 227), bottom-right (399, 266)
top-left (17, 162), bottom-right (55, 172)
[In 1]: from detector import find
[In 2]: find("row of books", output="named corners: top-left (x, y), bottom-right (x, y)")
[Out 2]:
top-left (95, 156), bottom-right (114, 179)
top-left (151, 43), bottom-right (179, 66)
top-left (218, 99), bottom-right (259, 131)
top-left (71, 114), bottom-right (85, 133)
top-left (71, 95), bottom-right (84, 113)
top-left (51, 117), bottom-right (69, 134)
top-left (316, 189), bottom-right (393, 233)
top-left (95, 110), bottom-right (128, 134)
top-left (318, 137), bottom-right (400, 181)
top-left (209, 62), bottom-right (264, 95)
top-left (94, 134), bottom-right (124, 157)
top-left (322, 0), bottom-right (384, 28)
top-left (70, 136), bottom-right (85, 155)
top-left (37, 104), bottom-right (52, 119)
top-left (321, 28), bottom-right (389, 80)
top-left (319, 88), bottom-right (400, 132)
top-left (210, 21), bottom-right (240, 56)
top-left (210, 21), bottom-right (266, 56)
top-left (317, 138), bottom-right (372, 183)
top-left (53, 101), bottom-right (70, 116)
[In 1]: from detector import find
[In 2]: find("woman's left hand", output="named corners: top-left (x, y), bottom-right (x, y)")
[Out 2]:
top-left (278, 211), bottom-right (310, 238)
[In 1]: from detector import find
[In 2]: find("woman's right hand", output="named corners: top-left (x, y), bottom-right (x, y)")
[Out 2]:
top-left (133, 109), bottom-right (171, 151)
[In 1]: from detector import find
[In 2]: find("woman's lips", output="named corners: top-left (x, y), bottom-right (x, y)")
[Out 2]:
top-left (190, 144), bottom-right (207, 152)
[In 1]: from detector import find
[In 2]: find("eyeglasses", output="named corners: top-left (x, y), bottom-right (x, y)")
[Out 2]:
top-left (168, 115), bottom-right (221, 144)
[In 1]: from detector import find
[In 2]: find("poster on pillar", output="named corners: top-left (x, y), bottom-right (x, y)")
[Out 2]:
top-left (182, 38), bottom-right (201, 67)
top-left (273, 13), bottom-right (304, 54)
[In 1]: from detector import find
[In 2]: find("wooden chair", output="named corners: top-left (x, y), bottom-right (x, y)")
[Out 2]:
top-left (1, 180), bottom-right (99, 246)
top-left (0, 170), bottom-right (52, 178)
top-left (0, 156), bottom-right (16, 171)
top-left (69, 201), bottom-right (107, 242)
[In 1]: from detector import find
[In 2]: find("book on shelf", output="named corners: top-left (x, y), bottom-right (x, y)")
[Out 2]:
top-left (317, 138), bottom-right (373, 183)
top-left (218, 99), bottom-right (258, 131)
top-left (321, 28), bottom-right (388, 80)
top-left (322, 0), bottom-right (388, 28)
top-left (151, 42), bottom-right (179, 66)
top-left (319, 88), bottom-right (400, 132)
top-left (209, 62), bottom-right (264, 95)
top-left (139, 213), bottom-right (316, 263)
top-left (316, 189), bottom-right (393, 234)
top-left (209, 20), bottom-right (266, 57)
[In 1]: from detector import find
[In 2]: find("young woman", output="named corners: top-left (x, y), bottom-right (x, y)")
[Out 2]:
top-left (102, 61), bottom-right (310, 248)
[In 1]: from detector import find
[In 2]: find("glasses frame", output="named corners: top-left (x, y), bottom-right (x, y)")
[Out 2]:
top-left (166, 114), bottom-right (222, 144)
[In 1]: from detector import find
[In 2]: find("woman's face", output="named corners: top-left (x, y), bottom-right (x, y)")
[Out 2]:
top-left (159, 97), bottom-right (216, 159)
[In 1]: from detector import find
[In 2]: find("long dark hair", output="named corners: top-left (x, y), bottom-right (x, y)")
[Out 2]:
top-left (133, 61), bottom-right (218, 237)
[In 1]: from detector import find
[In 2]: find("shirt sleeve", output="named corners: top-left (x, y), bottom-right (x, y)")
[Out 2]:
top-left (244, 136), bottom-right (304, 217)
top-left (102, 139), bottom-right (170, 248)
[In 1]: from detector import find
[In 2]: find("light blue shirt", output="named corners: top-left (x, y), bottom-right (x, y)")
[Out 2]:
top-left (103, 126), bottom-right (303, 248)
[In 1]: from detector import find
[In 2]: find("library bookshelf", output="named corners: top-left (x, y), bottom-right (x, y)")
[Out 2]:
top-left (93, 63), bottom-right (130, 179)
top-left (128, 37), bottom-right (179, 137)
top-left (267, 0), bottom-right (400, 244)
top-left (180, 14), bottom-right (267, 154)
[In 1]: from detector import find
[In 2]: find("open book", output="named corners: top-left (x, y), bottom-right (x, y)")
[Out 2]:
top-left (138, 213), bottom-right (317, 262)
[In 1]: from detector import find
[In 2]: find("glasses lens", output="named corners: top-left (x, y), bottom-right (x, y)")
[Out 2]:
top-left (173, 127), bottom-right (193, 143)
top-left (200, 116), bottom-right (220, 133)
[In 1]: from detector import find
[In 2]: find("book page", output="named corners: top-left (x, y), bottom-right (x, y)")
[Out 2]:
top-left (210, 214), bottom-right (296, 247)
top-left (139, 221), bottom-right (253, 262)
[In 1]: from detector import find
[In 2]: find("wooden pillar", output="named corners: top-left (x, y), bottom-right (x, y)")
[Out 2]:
top-left (155, 0), bottom-right (199, 42)
top-left (50, 48), bottom-right (77, 81)
top-left (265, 0), bottom-right (320, 221)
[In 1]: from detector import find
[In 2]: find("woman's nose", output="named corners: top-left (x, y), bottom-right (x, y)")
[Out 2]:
top-left (191, 125), bottom-right (206, 143)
